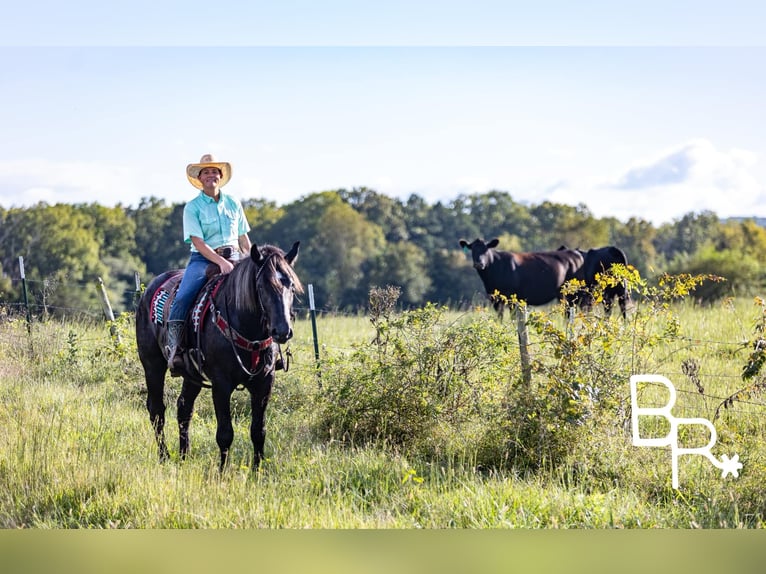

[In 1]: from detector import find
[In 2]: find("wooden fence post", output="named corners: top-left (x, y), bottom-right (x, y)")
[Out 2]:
top-left (95, 277), bottom-right (122, 345)
top-left (516, 304), bottom-right (532, 384)
top-left (133, 271), bottom-right (142, 309)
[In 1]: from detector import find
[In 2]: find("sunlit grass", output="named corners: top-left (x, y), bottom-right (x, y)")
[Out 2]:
top-left (1, 298), bottom-right (765, 528)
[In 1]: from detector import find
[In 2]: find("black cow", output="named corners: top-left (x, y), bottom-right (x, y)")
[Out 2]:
top-left (459, 237), bottom-right (585, 317)
top-left (562, 245), bottom-right (630, 318)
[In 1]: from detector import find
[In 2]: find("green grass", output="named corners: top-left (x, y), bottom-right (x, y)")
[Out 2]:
top-left (1, 298), bottom-right (765, 528)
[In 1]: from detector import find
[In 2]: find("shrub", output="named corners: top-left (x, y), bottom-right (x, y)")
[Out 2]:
top-left (314, 299), bottom-right (517, 466)
top-left (665, 246), bottom-right (761, 303)
top-left (312, 271), bottom-right (728, 474)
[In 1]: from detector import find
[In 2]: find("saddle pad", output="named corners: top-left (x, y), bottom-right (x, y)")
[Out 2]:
top-left (149, 273), bottom-right (221, 334)
top-left (149, 275), bottom-right (180, 325)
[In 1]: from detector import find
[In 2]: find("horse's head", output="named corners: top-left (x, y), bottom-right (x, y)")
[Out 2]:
top-left (251, 241), bottom-right (303, 344)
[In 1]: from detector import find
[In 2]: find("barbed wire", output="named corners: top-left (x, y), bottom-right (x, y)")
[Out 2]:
top-left (3, 294), bottom-right (766, 418)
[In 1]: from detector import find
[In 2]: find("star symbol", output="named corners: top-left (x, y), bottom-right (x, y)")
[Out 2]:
top-left (720, 454), bottom-right (743, 479)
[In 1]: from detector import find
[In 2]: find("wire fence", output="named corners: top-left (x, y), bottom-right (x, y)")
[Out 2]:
top-left (2, 270), bottom-right (766, 423)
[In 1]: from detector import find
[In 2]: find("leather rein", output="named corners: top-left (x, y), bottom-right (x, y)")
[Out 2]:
top-left (189, 253), bottom-right (286, 384)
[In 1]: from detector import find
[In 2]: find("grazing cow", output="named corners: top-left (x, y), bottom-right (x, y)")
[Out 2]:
top-left (459, 237), bottom-right (585, 317)
top-left (562, 245), bottom-right (630, 318)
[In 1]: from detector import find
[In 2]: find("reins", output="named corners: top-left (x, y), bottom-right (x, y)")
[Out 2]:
top-left (217, 292), bottom-right (272, 379)
top-left (189, 253), bottom-right (282, 383)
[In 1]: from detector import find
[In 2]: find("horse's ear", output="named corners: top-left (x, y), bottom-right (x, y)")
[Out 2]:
top-left (285, 241), bottom-right (300, 265)
top-left (250, 243), bottom-right (262, 264)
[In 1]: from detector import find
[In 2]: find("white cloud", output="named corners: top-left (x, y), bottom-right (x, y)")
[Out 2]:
top-left (0, 158), bottom-right (187, 208)
top-left (1, 140), bottom-right (764, 228)
top-left (616, 145), bottom-right (694, 189)
top-left (547, 139), bottom-right (766, 225)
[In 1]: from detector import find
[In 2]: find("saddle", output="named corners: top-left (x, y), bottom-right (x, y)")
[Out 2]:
top-left (150, 252), bottom-right (286, 379)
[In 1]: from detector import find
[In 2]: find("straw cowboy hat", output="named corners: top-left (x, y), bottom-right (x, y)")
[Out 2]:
top-left (186, 153), bottom-right (232, 189)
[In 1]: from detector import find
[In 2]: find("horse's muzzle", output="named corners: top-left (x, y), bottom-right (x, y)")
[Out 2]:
top-left (271, 327), bottom-right (293, 345)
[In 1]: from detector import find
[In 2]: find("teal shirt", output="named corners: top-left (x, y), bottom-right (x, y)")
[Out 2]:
top-left (182, 190), bottom-right (251, 252)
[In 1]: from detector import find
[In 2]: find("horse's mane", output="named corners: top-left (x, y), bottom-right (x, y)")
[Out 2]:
top-left (222, 244), bottom-right (303, 312)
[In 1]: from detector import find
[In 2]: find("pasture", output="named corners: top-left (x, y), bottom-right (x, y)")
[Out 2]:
top-left (1, 290), bottom-right (766, 528)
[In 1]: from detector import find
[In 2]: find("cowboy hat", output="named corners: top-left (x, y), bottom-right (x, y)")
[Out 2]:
top-left (186, 153), bottom-right (232, 189)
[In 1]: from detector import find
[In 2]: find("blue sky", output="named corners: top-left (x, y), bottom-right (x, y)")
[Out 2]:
top-left (1, 1), bottom-right (765, 225)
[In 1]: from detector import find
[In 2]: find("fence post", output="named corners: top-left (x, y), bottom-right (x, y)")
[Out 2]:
top-left (133, 271), bottom-right (142, 309)
top-left (18, 256), bottom-right (33, 353)
top-left (516, 304), bottom-right (532, 384)
top-left (308, 284), bottom-right (321, 388)
top-left (95, 277), bottom-right (122, 346)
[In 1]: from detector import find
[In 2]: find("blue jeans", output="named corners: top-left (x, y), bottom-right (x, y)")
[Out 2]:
top-left (168, 252), bottom-right (210, 322)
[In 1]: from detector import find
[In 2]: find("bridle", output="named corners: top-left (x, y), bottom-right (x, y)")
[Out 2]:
top-left (190, 252), bottom-right (292, 382)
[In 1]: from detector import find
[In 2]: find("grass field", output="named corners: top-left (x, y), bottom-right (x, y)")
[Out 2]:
top-left (1, 294), bottom-right (765, 529)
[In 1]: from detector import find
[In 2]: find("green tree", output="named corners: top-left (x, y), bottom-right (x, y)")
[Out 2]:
top-left (339, 187), bottom-right (410, 243)
top-left (460, 190), bottom-right (533, 242)
top-left (0, 207), bottom-right (17, 299)
top-left (426, 246), bottom-right (486, 308)
top-left (0, 203), bottom-right (107, 318)
top-left (609, 216), bottom-right (658, 278)
top-left (242, 198), bottom-right (284, 242)
top-left (79, 203), bottom-right (137, 259)
top-left (365, 241), bottom-right (431, 307)
top-left (128, 197), bottom-right (187, 276)
top-left (654, 210), bottom-right (721, 263)
top-left (79, 203), bottom-right (146, 312)
top-left (268, 191), bottom-right (385, 310)
top-left (402, 194), bottom-right (439, 252)
top-left (665, 245), bottom-right (761, 302)
top-left (313, 202), bottom-right (386, 309)
top-left (528, 201), bottom-right (609, 251)
top-left (715, 219), bottom-right (766, 263)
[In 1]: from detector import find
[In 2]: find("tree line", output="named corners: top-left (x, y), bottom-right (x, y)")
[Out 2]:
top-left (2, 188), bottom-right (765, 317)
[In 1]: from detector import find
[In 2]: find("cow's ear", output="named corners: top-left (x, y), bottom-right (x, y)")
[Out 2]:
top-left (487, 238), bottom-right (500, 248)
top-left (459, 239), bottom-right (469, 249)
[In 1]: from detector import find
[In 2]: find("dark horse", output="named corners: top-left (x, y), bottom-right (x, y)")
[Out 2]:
top-left (135, 242), bottom-right (302, 471)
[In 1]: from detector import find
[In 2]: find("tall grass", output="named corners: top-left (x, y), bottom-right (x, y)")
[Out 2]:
top-left (0, 294), bottom-right (765, 528)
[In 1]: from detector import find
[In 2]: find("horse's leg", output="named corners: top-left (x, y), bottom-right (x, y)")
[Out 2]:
top-left (212, 385), bottom-right (235, 471)
top-left (249, 377), bottom-right (274, 471)
top-left (177, 378), bottom-right (202, 460)
top-left (144, 366), bottom-right (169, 462)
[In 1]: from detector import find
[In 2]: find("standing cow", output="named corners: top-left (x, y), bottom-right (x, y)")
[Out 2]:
top-left (562, 245), bottom-right (630, 318)
top-left (459, 237), bottom-right (585, 317)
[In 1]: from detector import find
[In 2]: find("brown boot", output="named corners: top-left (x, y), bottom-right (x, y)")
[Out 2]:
top-left (165, 320), bottom-right (185, 376)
